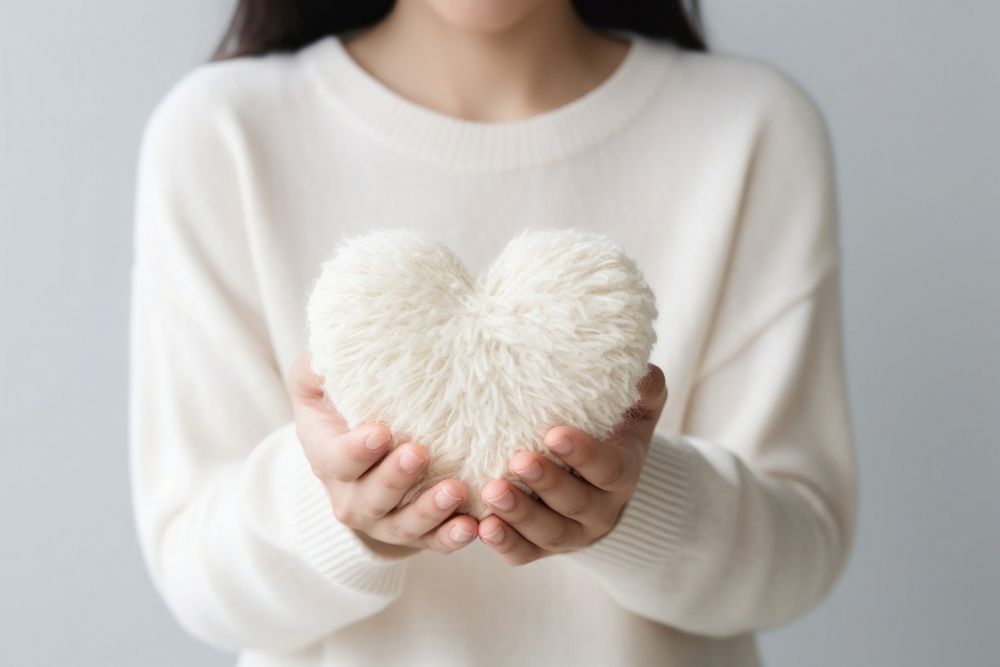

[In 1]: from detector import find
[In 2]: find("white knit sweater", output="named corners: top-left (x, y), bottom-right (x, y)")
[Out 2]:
top-left (129, 31), bottom-right (857, 667)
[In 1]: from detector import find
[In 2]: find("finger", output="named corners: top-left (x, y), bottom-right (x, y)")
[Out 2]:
top-left (351, 443), bottom-right (430, 522)
top-left (624, 363), bottom-right (669, 441)
top-left (288, 352), bottom-right (349, 440)
top-left (543, 426), bottom-right (639, 493)
top-left (302, 421), bottom-right (394, 484)
top-left (420, 513), bottom-right (479, 554)
top-left (288, 350), bottom-right (386, 480)
top-left (480, 479), bottom-right (584, 553)
top-left (478, 514), bottom-right (543, 566)
top-left (371, 477), bottom-right (467, 545)
top-left (286, 350), bottom-right (323, 400)
top-left (508, 451), bottom-right (608, 525)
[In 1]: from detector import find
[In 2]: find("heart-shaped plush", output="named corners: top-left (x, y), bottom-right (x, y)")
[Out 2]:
top-left (305, 228), bottom-right (658, 518)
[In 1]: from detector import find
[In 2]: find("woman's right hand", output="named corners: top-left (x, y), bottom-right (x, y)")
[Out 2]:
top-left (287, 351), bottom-right (479, 558)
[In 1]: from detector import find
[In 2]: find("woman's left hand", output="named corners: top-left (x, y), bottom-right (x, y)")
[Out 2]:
top-left (478, 364), bottom-right (668, 565)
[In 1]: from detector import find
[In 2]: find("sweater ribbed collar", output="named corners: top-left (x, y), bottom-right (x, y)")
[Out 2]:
top-left (299, 31), bottom-right (677, 171)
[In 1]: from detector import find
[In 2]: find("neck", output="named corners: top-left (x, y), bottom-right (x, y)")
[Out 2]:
top-left (341, 0), bottom-right (630, 122)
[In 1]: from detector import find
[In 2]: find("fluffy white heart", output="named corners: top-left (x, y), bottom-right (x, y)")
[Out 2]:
top-left (305, 228), bottom-right (658, 519)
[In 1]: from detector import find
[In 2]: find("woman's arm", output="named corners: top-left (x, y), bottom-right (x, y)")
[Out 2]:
top-left (564, 264), bottom-right (855, 636)
top-left (128, 68), bottom-right (411, 652)
top-left (559, 72), bottom-right (858, 636)
top-left (474, 70), bottom-right (857, 636)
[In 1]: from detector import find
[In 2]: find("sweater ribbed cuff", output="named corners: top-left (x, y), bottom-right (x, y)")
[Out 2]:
top-left (564, 431), bottom-right (694, 570)
top-left (272, 423), bottom-right (411, 597)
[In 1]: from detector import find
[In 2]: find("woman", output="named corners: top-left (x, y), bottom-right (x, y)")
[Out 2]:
top-left (129, 1), bottom-right (857, 665)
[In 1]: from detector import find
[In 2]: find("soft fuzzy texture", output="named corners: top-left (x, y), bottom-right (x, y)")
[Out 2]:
top-left (306, 228), bottom-right (658, 517)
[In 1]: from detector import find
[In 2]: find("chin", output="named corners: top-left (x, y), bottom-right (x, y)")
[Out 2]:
top-left (420, 0), bottom-right (552, 34)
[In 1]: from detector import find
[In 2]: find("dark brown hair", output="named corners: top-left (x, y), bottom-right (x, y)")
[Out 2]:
top-left (210, 0), bottom-right (707, 61)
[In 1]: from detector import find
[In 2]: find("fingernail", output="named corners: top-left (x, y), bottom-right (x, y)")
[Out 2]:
top-left (485, 489), bottom-right (515, 512)
top-left (365, 430), bottom-right (390, 452)
top-left (513, 461), bottom-right (543, 481)
top-left (435, 488), bottom-right (462, 510)
top-left (398, 449), bottom-right (425, 473)
top-left (483, 525), bottom-right (506, 543)
top-left (450, 525), bottom-right (474, 542)
top-left (548, 437), bottom-right (574, 456)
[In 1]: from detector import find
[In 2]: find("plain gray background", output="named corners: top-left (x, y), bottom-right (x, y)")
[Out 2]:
top-left (1, 1), bottom-right (997, 665)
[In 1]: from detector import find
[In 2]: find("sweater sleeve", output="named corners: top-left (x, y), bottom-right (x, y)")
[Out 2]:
top-left (128, 67), bottom-right (412, 653)
top-left (561, 72), bottom-right (858, 637)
